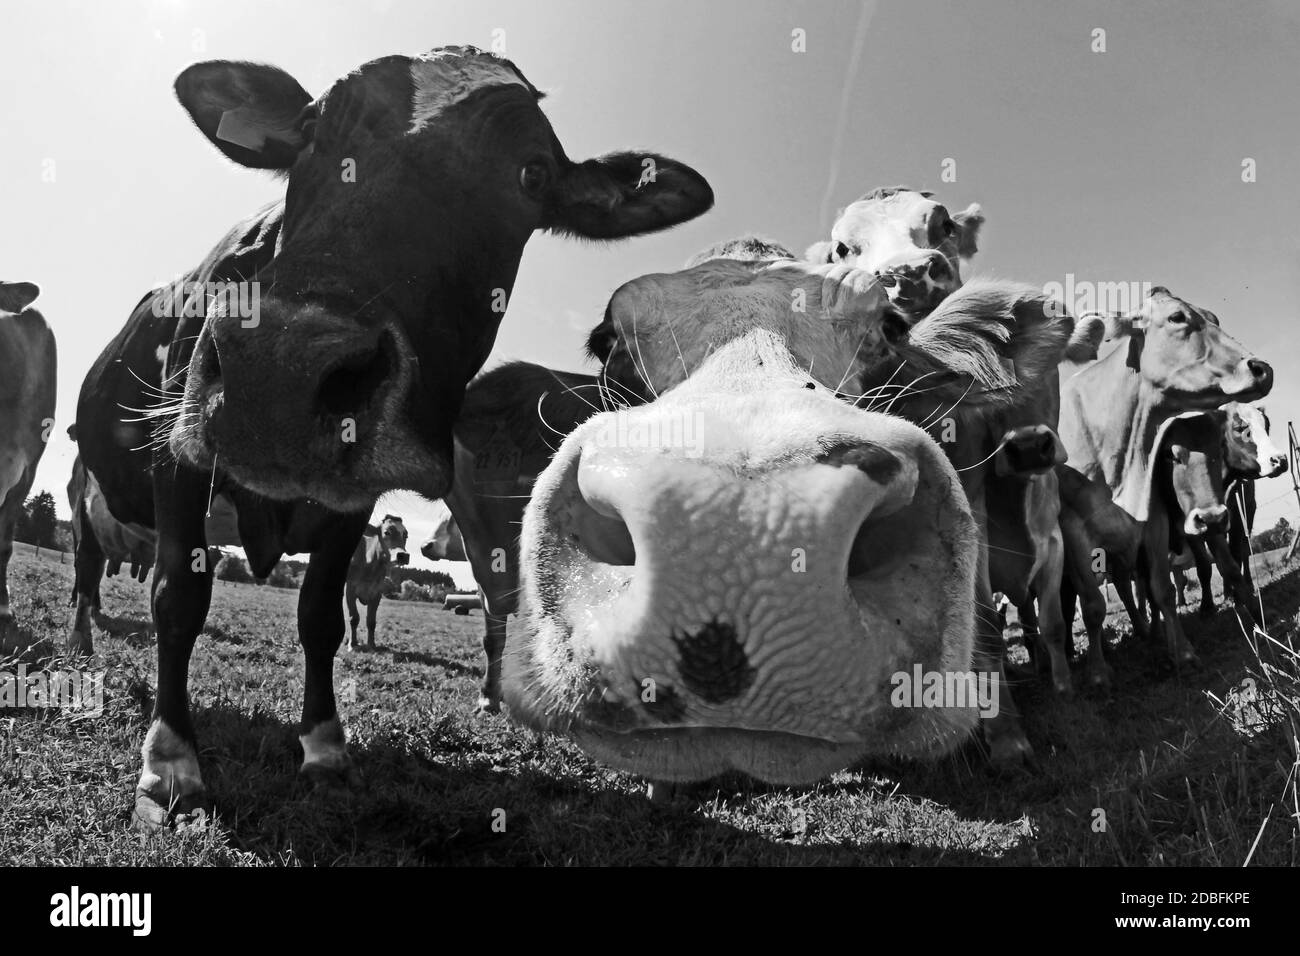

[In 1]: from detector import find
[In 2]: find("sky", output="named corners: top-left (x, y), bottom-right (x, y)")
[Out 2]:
top-left (3, 0), bottom-right (1299, 589)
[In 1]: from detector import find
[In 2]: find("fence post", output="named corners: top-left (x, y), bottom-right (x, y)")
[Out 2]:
top-left (1285, 423), bottom-right (1300, 562)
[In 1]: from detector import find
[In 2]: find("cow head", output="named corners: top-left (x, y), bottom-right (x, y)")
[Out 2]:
top-left (1160, 412), bottom-right (1230, 536)
top-left (504, 261), bottom-right (1070, 784)
top-left (806, 187), bottom-right (983, 321)
top-left (1223, 403), bottom-right (1287, 479)
top-left (1120, 288), bottom-right (1272, 406)
top-left (421, 511), bottom-right (466, 563)
top-left (377, 514), bottom-right (409, 566)
top-left (168, 47), bottom-right (713, 511)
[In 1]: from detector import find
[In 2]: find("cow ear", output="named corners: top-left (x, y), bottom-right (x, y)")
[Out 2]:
top-left (175, 61), bottom-right (314, 170)
top-left (952, 203), bottom-right (984, 259)
top-left (0, 281), bottom-right (40, 312)
top-left (547, 152), bottom-right (713, 239)
top-left (805, 240), bottom-right (836, 264)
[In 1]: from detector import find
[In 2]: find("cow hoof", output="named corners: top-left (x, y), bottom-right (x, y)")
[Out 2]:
top-left (476, 695), bottom-right (501, 714)
top-left (132, 788), bottom-right (211, 835)
top-left (1086, 665), bottom-right (1114, 692)
top-left (67, 631), bottom-right (95, 656)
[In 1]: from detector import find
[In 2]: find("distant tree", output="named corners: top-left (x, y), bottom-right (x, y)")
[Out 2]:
top-left (214, 553), bottom-right (254, 584)
top-left (1253, 517), bottom-right (1294, 552)
top-left (19, 491), bottom-right (59, 549)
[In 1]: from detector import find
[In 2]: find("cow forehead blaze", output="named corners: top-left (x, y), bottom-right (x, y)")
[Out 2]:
top-left (408, 49), bottom-right (535, 133)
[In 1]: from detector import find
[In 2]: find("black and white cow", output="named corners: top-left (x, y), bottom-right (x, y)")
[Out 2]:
top-left (74, 46), bottom-right (712, 831)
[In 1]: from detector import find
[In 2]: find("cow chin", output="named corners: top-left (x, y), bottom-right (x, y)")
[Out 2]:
top-left (503, 408), bottom-right (984, 783)
top-left (169, 403), bottom-right (449, 512)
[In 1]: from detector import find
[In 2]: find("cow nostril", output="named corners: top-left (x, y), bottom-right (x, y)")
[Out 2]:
top-left (317, 333), bottom-right (396, 417)
top-left (1247, 359), bottom-right (1272, 383)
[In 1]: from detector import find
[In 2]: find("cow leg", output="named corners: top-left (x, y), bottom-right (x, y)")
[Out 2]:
top-left (1060, 509), bottom-right (1111, 688)
top-left (973, 554), bottom-right (1032, 765)
top-left (1111, 568), bottom-right (1149, 642)
top-left (365, 598), bottom-right (378, 649)
top-left (298, 512), bottom-right (368, 788)
top-left (1208, 532), bottom-right (1256, 630)
top-left (1191, 540), bottom-right (1216, 617)
top-left (68, 500), bottom-right (106, 654)
top-left (134, 466), bottom-right (212, 832)
top-left (1031, 528), bottom-right (1071, 695)
top-left (1145, 517), bottom-right (1196, 665)
top-left (344, 587), bottom-right (360, 652)
top-left (478, 609), bottom-right (508, 713)
top-left (0, 509), bottom-right (14, 648)
top-left (1017, 598), bottom-right (1039, 665)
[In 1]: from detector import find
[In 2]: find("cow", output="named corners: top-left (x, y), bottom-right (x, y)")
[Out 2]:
top-left (1057, 287), bottom-right (1273, 670)
top-left (344, 515), bottom-right (409, 651)
top-left (0, 281), bottom-right (56, 644)
top-left (67, 452), bottom-right (156, 646)
top-left (74, 46), bottom-right (713, 831)
top-left (1164, 403), bottom-right (1285, 619)
top-left (805, 187), bottom-right (984, 321)
top-left (503, 259), bottom-right (1075, 784)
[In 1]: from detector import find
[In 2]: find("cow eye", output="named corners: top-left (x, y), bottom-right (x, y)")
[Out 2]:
top-left (834, 241), bottom-right (851, 260)
top-left (1168, 311), bottom-right (1188, 324)
top-left (519, 161), bottom-right (551, 198)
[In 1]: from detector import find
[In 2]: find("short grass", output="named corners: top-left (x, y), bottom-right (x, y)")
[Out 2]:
top-left (1, 541), bottom-right (1297, 866)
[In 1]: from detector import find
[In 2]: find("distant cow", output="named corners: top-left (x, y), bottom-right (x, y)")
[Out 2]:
top-left (344, 516), bottom-right (409, 651)
top-left (0, 281), bottom-right (56, 641)
top-left (806, 187), bottom-right (984, 321)
top-left (73, 45), bottom-right (712, 831)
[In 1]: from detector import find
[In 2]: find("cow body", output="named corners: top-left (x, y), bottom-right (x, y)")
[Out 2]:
top-left (429, 363), bottom-right (600, 710)
top-left (0, 282), bottom-right (56, 640)
top-left (344, 516), bottom-right (409, 650)
top-left (77, 46), bottom-right (711, 831)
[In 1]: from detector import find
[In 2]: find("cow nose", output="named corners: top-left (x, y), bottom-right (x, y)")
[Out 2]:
top-left (393, 549), bottom-right (410, 566)
top-left (1187, 505), bottom-right (1229, 534)
top-left (1247, 359), bottom-right (1273, 390)
top-left (1270, 454), bottom-right (1289, 475)
top-left (420, 541), bottom-right (437, 560)
top-left (315, 337), bottom-right (396, 417)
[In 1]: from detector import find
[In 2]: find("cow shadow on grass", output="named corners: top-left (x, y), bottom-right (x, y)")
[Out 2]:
top-left (381, 647), bottom-right (479, 679)
top-left (872, 567), bottom-right (1300, 835)
top-left (181, 701), bottom-right (1010, 865)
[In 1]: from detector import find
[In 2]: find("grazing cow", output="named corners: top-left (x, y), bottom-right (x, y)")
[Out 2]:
top-left (75, 46), bottom-right (713, 831)
top-left (805, 187), bottom-right (984, 321)
top-left (1058, 288), bottom-right (1272, 667)
top-left (344, 515), bottom-right (409, 651)
top-left (0, 281), bottom-right (56, 639)
top-left (505, 260), bottom-right (1073, 784)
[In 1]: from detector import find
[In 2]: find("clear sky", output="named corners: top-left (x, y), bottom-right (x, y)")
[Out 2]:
top-left (3, 0), bottom-right (1298, 586)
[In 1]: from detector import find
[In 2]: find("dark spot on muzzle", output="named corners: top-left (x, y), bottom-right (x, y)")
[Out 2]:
top-left (671, 619), bottom-right (756, 704)
top-left (816, 440), bottom-right (902, 485)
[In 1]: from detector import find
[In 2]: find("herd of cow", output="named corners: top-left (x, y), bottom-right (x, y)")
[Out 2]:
top-left (0, 46), bottom-right (1286, 829)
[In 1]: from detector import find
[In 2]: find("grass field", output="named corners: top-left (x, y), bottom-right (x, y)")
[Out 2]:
top-left (2, 541), bottom-right (1297, 866)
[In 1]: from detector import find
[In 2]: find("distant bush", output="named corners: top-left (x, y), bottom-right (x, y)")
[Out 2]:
top-left (398, 580), bottom-right (437, 603)
top-left (266, 562), bottom-right (300, 589)
top-left (215, 554), bottom-right (255, 584)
